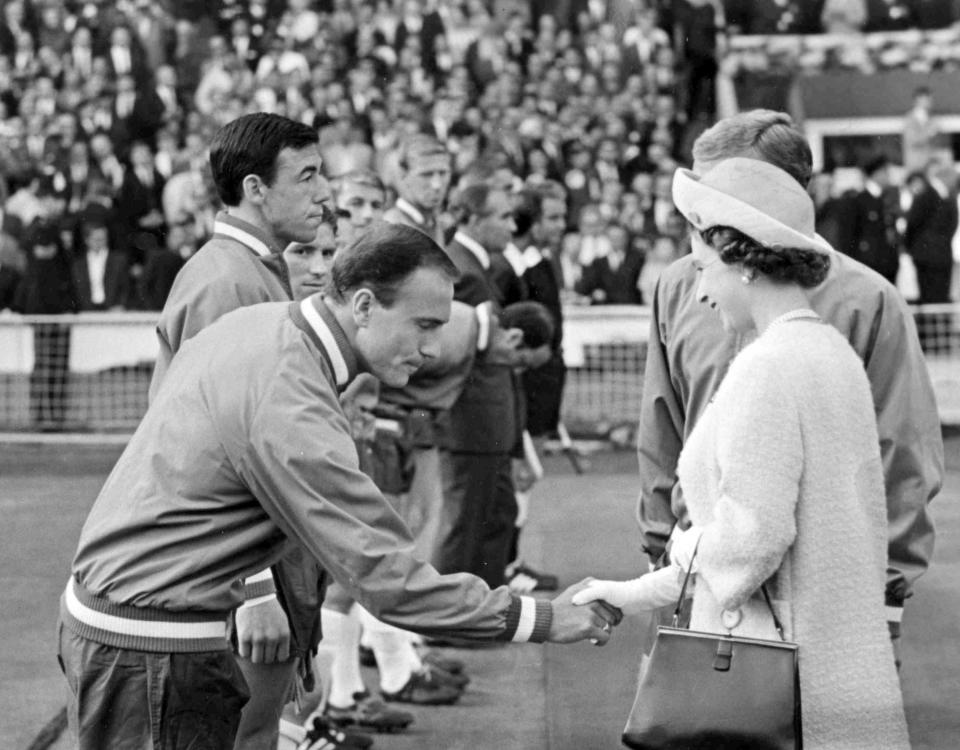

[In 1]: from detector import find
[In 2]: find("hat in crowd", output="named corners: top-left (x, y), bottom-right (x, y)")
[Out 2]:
top-left (672, 157), bottom-right (833, 256)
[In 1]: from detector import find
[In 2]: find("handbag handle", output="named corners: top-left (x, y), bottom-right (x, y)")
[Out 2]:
top-left (670, 533), bottom-right (787, 642)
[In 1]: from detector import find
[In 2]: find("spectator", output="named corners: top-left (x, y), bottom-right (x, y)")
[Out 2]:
top-left (116, 140), bottom-right (166, 267)
top-left (575, 222), bottom-right (644, 305)
top-left (72, 206), bottom-right (130, 311)
top-left (905, 161), bottom-right (958, 313)
top-left (0, 219), bottom-right (23, 311)
top-left (903, 86), bottom-right (942, 173)
top-left (18, 210), bottom-right (77, 429)
top-left (138, 222), bottom-right (192, 311)
top-left (834, 156), bottom-right (902, 284)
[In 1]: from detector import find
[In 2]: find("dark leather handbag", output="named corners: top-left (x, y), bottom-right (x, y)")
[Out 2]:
top-left (621, 550), bottom-right (802, 750)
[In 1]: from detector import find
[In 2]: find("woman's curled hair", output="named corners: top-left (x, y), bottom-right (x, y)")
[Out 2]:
top-left (700, 226), bottom-right (830, 288)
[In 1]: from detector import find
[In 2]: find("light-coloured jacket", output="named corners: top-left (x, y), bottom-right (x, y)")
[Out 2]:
top-left (679, 322), bottom-right (909, 748)
top-left (149, 212), bottom-right (290, 400)
top-left (638, 248), bottom-right (943, 613)
top-left (66, 298), bottom-right (549, 651)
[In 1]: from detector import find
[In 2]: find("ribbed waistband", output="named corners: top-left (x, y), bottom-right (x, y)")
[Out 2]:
top-left (61, 577), bottom-right (231, 653)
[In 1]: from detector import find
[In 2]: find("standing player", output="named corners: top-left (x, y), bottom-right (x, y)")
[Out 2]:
top-left (383, 134), bottom-right (452, 246)
top-left (147, 112), bottom-right (339, 750)
top-left (437, 182), bottom-right (523, 589)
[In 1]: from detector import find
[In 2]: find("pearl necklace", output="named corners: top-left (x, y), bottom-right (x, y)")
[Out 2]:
top-left (765, 308), bottom-right (822, 332)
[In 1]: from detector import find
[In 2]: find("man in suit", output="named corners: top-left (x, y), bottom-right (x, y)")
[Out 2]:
top-left (834, 156), bottom-right (901, 285)
top-left (493, 182), bottom-right (571, 593)
top-left (905, 162), bottom-right (957, 305)
top-left (115, 140), bottom-right (166, 267)
top-left (73, 206), bottom-right (130, 311)
top-left (102, 24), bottom-right (148, 84)
top-left (575, 223), bottom-right (644, 305)
top-left (905, 161), bottom-right (958, 354)
top-left (111, 73), bottom-right (164, 154)
top-left (438, 182), bottom-right (522, 589)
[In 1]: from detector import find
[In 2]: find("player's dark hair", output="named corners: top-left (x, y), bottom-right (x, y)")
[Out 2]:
top-left (500, 301), bottom-right (555, 349)
top-left (209, 113), bottom-right (319, 207)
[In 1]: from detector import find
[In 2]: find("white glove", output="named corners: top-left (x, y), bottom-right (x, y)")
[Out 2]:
top-left (668, 525), bottom-right (703, 574)
top-left (571, 568), bottom-right (685, 616)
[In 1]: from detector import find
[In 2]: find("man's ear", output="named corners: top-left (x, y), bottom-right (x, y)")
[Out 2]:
top-left (502, 327), bottom-right (524, 348)
top-left (351, 287), bottom-right (375, 327)
top-left (241, 174), bottom-right (266, 205)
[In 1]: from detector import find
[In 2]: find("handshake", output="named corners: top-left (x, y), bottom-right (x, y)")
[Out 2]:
top-left (544, 526), bottom-right (702, 646)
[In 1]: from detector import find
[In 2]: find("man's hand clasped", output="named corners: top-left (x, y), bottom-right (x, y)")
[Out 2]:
top-left (549, 578), bottom-right (623, 646)
top-left (235, 597), bottom-right (292, 664)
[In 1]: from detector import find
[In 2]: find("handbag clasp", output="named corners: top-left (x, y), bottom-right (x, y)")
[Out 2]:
top-left (713, 638), bottom-right (733, 672)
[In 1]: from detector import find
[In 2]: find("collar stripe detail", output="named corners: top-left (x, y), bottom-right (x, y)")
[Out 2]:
top-left (213, 220), bottom-right (272, 257)
top-left (395, 197), bottom-right (425, 226)
top-left (300, 298), bottom-right (350, 387)
top-left (454, 231), bottom-right (490, 270)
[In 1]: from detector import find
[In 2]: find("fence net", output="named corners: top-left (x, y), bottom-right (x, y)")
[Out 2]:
top-left (0, 305), bottom-right (957, 437)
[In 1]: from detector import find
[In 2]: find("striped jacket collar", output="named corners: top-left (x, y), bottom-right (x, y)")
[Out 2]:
top-left (453, 230), bottom-right (490, 270)
top-left (290, 295), bottom-right (358, 390)
top-left (394, 197), bottom-right (427, 227)
top-left (212, 212), bottom-right (281, 258)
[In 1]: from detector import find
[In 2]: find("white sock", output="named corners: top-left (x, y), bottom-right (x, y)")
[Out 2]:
top-left (356, 605), bottom-right (420, 693)
top-left (321, 606), bottom-right (365, 708)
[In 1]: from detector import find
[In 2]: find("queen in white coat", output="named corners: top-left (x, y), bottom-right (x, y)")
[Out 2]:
top-left (576, 158), bottom-right (910, 749)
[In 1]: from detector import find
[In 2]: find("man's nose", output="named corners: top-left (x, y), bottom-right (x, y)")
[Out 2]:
top-left (419, 330), bottom-right (442, 359)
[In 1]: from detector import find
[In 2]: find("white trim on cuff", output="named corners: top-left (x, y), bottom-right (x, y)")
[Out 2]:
top-left (475, 304), bottom-right (490, 352)
top-left (511, 595), bottom-right (537, 642)
top-left (238, 593), bottom-right (278, 610)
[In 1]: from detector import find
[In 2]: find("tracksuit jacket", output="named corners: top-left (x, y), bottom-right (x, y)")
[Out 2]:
top-left (63, 296), bottom-right (551, 652)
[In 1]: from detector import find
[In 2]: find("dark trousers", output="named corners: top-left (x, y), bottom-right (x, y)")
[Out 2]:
top-left (437, 452), bottom-right (517, 588)
top-left (915, 264), bottom-right (954, 354)
top-left (30, 323), bottom-right (70, 426)
top-left (58, 623), bottom-right (249, 750)
top-left (522, 352), bottom-right (566, 437)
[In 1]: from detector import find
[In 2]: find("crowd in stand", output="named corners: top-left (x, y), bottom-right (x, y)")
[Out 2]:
top-left (0, 0), bottom-right (732, 317)
top-left (1, 0), bottom-right (958, 322)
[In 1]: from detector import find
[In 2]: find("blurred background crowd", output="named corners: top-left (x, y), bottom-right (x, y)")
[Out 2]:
top-left (1, 0), bottom-right (959, 318)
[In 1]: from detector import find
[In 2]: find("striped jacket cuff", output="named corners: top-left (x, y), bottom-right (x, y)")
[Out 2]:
top-left (502, 595), bottom-right (552, 643)
top-left (242, 569), bottom-right (277, 601)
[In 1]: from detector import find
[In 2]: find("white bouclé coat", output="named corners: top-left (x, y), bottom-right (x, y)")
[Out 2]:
top-left (677, 320), bottom-right (910, 749)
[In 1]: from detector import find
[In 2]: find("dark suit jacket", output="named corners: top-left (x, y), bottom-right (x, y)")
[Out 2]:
top-left (522, 250), bottom-right (564, 351)
top-left (444, 238), bottom-right (520, 454)
top-left (834, 188), bottom-right (901, 282)
top-left (520, 248), bottom-right (567, 436)
top-left (905, 181), bottom-right (958, 269)
top-left (111, 90), bottom-right (165, 152)
top-left (489, 253), bottom-right (528, 308)
top-left (73, 251), bottom-right (130, 310)
top-left (115, 167), bottom-right (167, 253)
top-left (0, 265), bottom-right (21, 311)
top-left (576, 250), bottom-right (645, 305)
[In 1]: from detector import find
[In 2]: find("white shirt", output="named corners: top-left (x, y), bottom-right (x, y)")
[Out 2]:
top-left (87, 248), bottom-right (108, 306)
top-left (111, 46), bottom-right (131, 74)
top-left (502, 243), bottom-right (528, 278)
